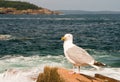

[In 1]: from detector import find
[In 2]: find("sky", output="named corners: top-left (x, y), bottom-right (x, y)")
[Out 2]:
top-left (12, 0), bottom-right (120, 11)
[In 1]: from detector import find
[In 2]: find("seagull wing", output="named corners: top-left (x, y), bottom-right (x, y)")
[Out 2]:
top-left (66, 45), bottom-right (94, 65)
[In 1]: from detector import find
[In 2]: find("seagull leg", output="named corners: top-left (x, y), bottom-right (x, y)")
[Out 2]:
top-left (73, 65), bottom-right (76, 73)
top-left (77, 66), bottom-right (80, 74)
top-left (69, 65), bottom-right (76, 74)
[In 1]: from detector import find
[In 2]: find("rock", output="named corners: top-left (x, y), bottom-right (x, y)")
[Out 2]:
top-left (0, 34), bottom-right (11, 40)
top-left (37, 66), bottom-right (120, 82)
top-left (95, 74), bottom-right (119, 82)
top-left (36, 66), bottom-right (64, 82)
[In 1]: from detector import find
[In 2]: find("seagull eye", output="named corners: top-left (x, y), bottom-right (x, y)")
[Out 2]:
top-left (68, 35), bottom-right (71, 37)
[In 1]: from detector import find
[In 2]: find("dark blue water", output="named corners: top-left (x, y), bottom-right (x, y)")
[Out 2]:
top-left (0, 14), bottom-right (120, 67)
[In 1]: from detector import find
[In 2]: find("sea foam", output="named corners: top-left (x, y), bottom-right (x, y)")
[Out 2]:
top-left (0, 55), bottom-right (120, 81)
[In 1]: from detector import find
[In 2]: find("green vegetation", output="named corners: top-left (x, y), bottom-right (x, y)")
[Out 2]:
top-left (0, 0), bottom-right (41, 10)
top-left (37, 66), bottom-right (65, 82)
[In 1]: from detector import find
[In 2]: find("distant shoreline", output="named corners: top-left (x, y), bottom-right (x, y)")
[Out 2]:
top-left (0, 0), bottom-right (61, 15)
top-left (59, 10), bottom-right (120, 14)
top-left (0, 7), bottom-right (61, 15)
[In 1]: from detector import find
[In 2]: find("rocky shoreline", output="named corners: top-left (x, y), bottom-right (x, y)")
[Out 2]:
top-left (0, 7), bottom-right (61, 15)
top-left (37, 67), bottom-right (120, 82)
top-left (0, 66), bottom-right (119, 82)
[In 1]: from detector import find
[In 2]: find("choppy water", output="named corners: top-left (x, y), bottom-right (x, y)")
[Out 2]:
top-left (0, 14), bottom-right (120, 74)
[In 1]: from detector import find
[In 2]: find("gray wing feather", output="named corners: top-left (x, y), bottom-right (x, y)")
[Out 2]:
top-left (66, 45), bottom-right (94, 65)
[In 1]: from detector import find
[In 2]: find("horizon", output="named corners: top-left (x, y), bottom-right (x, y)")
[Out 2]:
top-left (57, 10), bottom-right (120, 12)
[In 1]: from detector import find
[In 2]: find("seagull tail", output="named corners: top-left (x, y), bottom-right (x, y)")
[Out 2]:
top-left (94, 61), bottom-right (106, 66)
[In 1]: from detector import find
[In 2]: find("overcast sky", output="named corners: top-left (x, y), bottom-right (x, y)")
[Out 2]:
top-left (12, 0), bottom-right (120, 11)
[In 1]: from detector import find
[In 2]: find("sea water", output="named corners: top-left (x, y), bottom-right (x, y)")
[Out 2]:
top-left (0, 14), bottom-right (120, 81)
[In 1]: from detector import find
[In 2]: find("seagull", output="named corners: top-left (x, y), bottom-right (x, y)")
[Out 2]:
top-left (61, 33), bottom-right (105, 73)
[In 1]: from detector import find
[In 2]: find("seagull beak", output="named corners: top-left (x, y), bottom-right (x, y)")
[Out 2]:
top-left (61, 36), bottom-right (65, 41)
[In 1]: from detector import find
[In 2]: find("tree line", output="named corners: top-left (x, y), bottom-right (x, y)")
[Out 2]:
top-left (0, 0), bottom-right (41, 10)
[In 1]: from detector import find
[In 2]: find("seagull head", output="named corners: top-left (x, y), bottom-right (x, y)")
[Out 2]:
top-left (61, 33), bottom-right (73, 42)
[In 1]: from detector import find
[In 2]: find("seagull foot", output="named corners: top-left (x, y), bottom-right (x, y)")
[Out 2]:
top-left (76, 72), bottom-right (81, 74)
top-left (69, 71), bottom-right (76, 74)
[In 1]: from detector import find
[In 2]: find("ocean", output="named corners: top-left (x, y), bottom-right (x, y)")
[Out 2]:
top-left (0, 14), bottom-right (120, 80)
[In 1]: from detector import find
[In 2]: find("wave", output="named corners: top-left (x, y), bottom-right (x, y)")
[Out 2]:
top-left (0, 68), bottom-right (120, 82)
top-left (0, 65), bottom-right (120, 82)
top-left (0, 55), bottom-right (70, 72)
top-left (0, 55), bottom-right (120, 81)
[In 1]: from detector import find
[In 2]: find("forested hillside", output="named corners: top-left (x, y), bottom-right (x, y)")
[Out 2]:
top-left (0, 0), bottom-right (41, 10)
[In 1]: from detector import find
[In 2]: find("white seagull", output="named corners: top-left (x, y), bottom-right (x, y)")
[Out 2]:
top-left (61, 33), bottom-right (105, 73)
